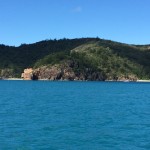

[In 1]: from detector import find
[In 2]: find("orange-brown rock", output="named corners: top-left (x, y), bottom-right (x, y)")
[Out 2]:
top-left (21, 68), bottom-right (33, 80)
top-left (21, 61), bottom-right (106, 81)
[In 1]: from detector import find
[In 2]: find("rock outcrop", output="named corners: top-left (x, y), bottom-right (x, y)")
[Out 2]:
top-left (0, 69), bottom-right (15, 79)
top-left (21, 68), bottom-right (33, 80)
top-left (117, 74), bottom-right (138, 81)
top-left (33, 63), bottom-right (79, 81)
top-left (21, 61), bottom-right (138, 81)
top-left (21, 60), bottom-right (106, 81)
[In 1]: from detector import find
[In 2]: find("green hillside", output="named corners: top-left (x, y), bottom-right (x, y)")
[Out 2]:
top-left (0, 38), bottom-right (150, 80)
top-left (0, 38), bottom-right (97, 77)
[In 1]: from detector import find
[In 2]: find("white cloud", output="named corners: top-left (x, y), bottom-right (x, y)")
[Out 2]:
top-left (72, 6), bottom-right (82, 13)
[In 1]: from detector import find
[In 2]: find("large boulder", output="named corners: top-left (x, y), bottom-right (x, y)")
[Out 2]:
top-left (21, 68), bottom-right (33, 80)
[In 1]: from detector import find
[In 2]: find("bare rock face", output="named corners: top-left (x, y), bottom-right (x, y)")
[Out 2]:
top-left (117, 74), bottom-right (138, 81)
top-left (22, 61), bottom-right (106, 81)
top-left (62, 67), bottom-right (75, 80)
top-left (33, 63), bottom-right (76, 81)
top-left (21, 68), bottom-right (33, 80)
top-left (33, 65), bottom-right (63, 80)
top-left (0, 68), bottom-right (14, 79)
top-left (21, 65), bottom-right (138, 81)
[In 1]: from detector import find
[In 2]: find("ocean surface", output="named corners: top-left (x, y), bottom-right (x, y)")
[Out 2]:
top-left (0, 81), bottom-right (150, 150)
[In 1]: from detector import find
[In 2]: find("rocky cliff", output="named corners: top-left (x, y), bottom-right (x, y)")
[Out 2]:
top-left (21, 68), bottom-right (33, 80)
top-left (33, 60), bottom-right (105, 81)
top-left (0, 69), bottom-right (15, 79)
top-left (21, 60), bottom-right (105, 81)
top-left (21, 60), bottom-right (138, 81)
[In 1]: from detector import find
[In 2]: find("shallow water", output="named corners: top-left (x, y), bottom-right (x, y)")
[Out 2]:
top-left (0, 81), bottom-right (150, 149)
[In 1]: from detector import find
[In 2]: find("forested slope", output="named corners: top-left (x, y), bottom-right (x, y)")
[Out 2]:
top-left (0, 38), bottom-right (150, 80)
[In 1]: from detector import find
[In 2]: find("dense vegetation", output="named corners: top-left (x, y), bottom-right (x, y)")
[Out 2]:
top-left (0, 38), bottom-right (150, 79)
top-left (0, 38), bottom-right (96, 77)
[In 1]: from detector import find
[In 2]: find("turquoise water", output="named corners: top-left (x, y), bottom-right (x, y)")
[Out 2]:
top-left (0, 81), bottom-right (150, 150)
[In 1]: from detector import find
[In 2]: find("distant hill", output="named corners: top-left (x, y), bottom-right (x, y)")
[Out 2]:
top-left (0, 38), bottom-right (150, 80)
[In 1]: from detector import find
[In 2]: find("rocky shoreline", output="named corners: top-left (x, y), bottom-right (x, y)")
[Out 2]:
top-left (2, 78), bottom-right (150, 82)
top-left (21, 68), bottom-right (137, 82)
top-left (0, 61), bottom-right (146, 82)
top-left (21, 61), bottom-right (106, 81)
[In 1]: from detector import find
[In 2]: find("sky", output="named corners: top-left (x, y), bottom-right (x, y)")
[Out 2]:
top-left (0, 0), bottom-right (150, 46)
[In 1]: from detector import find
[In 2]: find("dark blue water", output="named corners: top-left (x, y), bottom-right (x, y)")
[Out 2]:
top-left (0, 81), bottom-right (150, 150)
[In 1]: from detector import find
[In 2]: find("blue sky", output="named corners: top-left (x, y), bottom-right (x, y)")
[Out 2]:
top-left (0, 0), bottom-right (150, 46)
